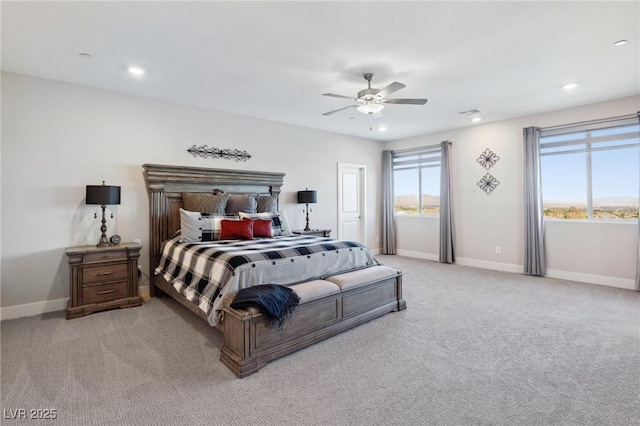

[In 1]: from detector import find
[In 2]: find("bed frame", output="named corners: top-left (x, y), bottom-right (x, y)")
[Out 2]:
top-left (143, 163), bottom-right (405, 377)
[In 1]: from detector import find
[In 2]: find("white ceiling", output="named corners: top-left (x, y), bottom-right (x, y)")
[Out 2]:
top-left (2, 1), bottom-right (639, 142)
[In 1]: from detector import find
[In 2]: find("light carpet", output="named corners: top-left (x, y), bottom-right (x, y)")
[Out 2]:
top-left (1, 256), bottom-right (639, 425)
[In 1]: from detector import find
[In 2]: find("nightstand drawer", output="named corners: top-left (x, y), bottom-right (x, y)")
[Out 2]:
top-left (83, 263), bottom-right (128, 284)
top-left (84, 250), bottom-right (127, 263)
top-left (82, 281), bottom-right (129, 303)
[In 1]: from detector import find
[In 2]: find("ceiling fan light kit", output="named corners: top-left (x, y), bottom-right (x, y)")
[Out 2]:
top-left (322, 72), bottom-right (428, 117)
top-left (357, 103), bottom-right (384, 114)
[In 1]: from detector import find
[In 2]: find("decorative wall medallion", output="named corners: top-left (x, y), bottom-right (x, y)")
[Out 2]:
top-left (187, 145), bottom-right (252, 162)
top-left (477, 173), bottom-right (500, 195)
top-left (477, 148), bottom-right (500, 170)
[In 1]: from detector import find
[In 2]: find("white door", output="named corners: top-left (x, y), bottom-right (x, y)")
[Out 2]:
top-left (337, 164), bottom-right (366, 243)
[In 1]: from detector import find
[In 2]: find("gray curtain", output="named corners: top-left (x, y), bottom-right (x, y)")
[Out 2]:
top-left (523, 127), bottom-right (546, 276)
top-left (439, 141), bottom-right (455, 263)
top-left (382, 150), bottom-right (397, 254)
top-left (636, 112), bottom-right (640, 291)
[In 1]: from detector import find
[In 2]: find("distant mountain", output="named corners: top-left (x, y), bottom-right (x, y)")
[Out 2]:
top-left (545, 196), bottom-right (638, 208)
top-left (395, 194), bottom-right (440, 206)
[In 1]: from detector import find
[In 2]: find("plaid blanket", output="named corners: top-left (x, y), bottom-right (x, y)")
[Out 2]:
top-left (155, 235), bottom-right (379, 326)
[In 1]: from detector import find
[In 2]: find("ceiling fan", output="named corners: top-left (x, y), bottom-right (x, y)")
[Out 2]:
top-left (322, 73), bottom-right (428, 116)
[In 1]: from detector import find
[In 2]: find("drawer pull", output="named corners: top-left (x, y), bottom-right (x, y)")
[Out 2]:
top-left (97, 271), bottom-right (116, 276)
top-left (97, 290), bottom-right (116, 295)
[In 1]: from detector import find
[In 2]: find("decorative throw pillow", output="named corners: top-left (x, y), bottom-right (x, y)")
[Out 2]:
top-left (179, 209), bottom-right (216, 243)
top-left (276, 210), bottom-right (294, 236)
top-left (243, 218), bottom-right (273, 238)
top-left (220, 219), bottom-right (253, 240)
top-left (239, 212), bottom-right (285, 236)
top-left (180, 209), bottom-right (239, 243)
top-left (225, 194), bottom-right (257, 214)
top-left (182, 192), bottom-right (228, 215)
top-left (256, 194), bottom-right (278, 213)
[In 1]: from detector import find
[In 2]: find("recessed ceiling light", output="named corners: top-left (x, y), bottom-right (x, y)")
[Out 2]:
top-left (471, 117), bottom-right (482, 122)
top-left (128, 66), bottom-right (145, 76)
top-left (614, 40), bottom-right (627, 46)
top-left (378, 126), bottom-right (387, 131)
top-left (562, 83), bottom-right (578, 90)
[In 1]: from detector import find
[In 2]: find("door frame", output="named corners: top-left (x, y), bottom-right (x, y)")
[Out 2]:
top-left (337, 163), bottom-right (367, 244)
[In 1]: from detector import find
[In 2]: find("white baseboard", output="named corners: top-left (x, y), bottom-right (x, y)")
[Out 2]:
top-left (0, 286), bottom-right (154, 321)
top-left (456, 257), bottom-right (523, 274)
top-left (546, 269), bottom-right (636, 290)
top-left (396, 249), bottom-right (439, 262)
top-left (139, 285), bottom-right (151, 301)
top-left (1, 298), bottom-right (68, 321)
top-left (394, 250), bottom-right (636, 290)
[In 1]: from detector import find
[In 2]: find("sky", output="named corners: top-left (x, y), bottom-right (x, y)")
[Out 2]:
top-left (541, 125), bottom-right (639, 206)
top-left (394, 126), bottom-right (639, 208)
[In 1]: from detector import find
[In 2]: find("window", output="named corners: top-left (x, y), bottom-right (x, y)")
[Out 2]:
top-left (393, 148), bottom-right (441, 215)
top-left (540, 121), bottom-right (639, 220)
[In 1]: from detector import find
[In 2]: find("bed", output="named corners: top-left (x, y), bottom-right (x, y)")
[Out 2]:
top-left (143, 163), bottom-right (405, 377)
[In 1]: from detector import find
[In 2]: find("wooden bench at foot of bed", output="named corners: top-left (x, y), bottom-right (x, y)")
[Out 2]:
top-left (220, 265), bottom-right (406, 378)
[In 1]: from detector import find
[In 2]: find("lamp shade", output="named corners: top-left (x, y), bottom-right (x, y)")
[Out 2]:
top-left (297, 189), bottom-right (317, 204)
top-left (86, 185), bottom-right (121, 205)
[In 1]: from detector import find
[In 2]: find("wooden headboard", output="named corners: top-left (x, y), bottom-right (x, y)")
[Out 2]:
top-left (142, 164), bottom-right (285, 293)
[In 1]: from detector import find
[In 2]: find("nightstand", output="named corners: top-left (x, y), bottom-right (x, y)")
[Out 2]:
top-left (66, 243), bottom-right (142, 319)
top-left (292, 229), bottom-right (331, 237)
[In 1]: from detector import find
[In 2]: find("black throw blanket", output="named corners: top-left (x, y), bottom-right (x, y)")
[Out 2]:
top-left (230, 284), bottom-right (300, 330)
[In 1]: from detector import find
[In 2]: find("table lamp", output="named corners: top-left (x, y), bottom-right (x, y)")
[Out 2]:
top-left (297, 188), bottom-right (317, 231)
top-left (86, 181), bottom-right (121, 247)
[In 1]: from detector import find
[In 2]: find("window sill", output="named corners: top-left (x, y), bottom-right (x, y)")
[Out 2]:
top-left (544, 218), bottom-right (638, 225)
top-left (394, 214), bottom-right (439, 219)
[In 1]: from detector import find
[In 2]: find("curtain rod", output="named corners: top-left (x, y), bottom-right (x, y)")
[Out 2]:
top-left (392, 140), bottom-right (452, 154)
top-left (540, 112), bottom-right (639, 132)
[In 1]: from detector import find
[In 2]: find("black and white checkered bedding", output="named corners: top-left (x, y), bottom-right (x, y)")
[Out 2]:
top-left (155, 235), bottom-right (379, 326)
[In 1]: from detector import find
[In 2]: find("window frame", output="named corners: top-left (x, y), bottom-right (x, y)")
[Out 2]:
top-left (540, 121), bottom-right (639, 222)
top-left (392, 147), bottom-right (442, 216)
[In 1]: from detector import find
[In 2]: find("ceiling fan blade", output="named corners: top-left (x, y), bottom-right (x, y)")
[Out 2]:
top-left (322, 105), bottom-right (357, 116)
top-left (322, 93), bottom-right (356, 100)
top-left (375, 82), bottom-right (406, 99)
top-left (381, 98), bottom-right (429, 105)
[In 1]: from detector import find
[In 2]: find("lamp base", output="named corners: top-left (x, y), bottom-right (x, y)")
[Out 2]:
top-left (96, 204), bottom-right (111, 247)
top-left (304, 203), bottom-right (311, 231)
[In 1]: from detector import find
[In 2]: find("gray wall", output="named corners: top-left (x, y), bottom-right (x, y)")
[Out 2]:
top-left (1, 72), bottom-right (383, 315)
top-left (385, 95), bottom-right (640, 289)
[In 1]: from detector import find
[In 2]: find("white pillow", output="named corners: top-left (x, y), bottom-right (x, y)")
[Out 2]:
top-left (179, 209), bottom-right (239, 243)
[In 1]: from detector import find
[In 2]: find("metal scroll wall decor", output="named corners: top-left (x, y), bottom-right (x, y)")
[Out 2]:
top-left (476, 148), bottom-right (500, 170)
top-left (476, 148), bottom-right (500, 195)
top-left (187, 145), bottom-right (252, 162)
top-left (477, 173), bottom-right (500, 195)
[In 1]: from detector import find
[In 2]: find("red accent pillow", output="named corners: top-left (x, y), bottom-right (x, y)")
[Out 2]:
top-left (220, 219), bottom-right (253, 240)
top-left (243, 218), bottom-right (273, 238)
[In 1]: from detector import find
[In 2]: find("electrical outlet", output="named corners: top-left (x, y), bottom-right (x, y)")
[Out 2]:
top-left (495, 246), bottom-right (501, 255)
